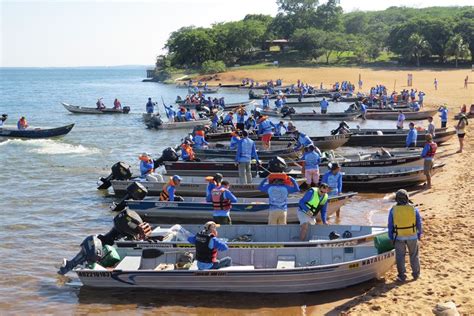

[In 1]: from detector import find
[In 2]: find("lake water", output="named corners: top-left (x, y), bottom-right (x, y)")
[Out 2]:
top-left (0, 68), bottom-right (400, 314)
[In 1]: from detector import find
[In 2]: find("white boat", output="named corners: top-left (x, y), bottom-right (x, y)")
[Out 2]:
top-left (142, 113), bottom-right (211, 130)
top-left (62, 102), bottom-right (130, 114)
top-left (125, 193), bottom-right (357, 223)
top-left (73, 245), bottom-right (395, 293)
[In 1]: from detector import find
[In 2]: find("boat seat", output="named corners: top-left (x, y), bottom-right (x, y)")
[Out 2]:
top-left (276, 255), bottom-right (296, 269)
top-left (114, 256), bottom-right (141, 271)
top-left (219, 265), bottom-right (255, 271)
top-left (140, 248), bottom-right (165, 270)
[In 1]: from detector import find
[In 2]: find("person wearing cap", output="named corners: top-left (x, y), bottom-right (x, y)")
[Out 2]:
top-left (211, 180), bottom-right (237, 225)
top-left (159, 175), bottom-right (183, 202)
top-left (297, 183), bottom-right (331, 240)
top-left (235, 130), bottom-right (260, 184)
top-left (257, 116), bottom-right (274, 149)
top-left (187, 221), bottom-right (232, 270)
top-left (244, 115), bottom-right (257, 131)
top-left (301, 145), bottom-right (321, 189)
top-left (17, 116), bottom-right (29, 130)
top-left (455, 113), bottom-right (468, 153)
top-left (164, 104), bottom-right (176, 121)
top-left (0, 114), bottom-right (7, 127)
top-left (321, 163), bottom-right (343, 196)
top-left (258, 175), bottom-right (300, 225)
top-left (388, 189), bottom-right (422, 282)
top-left (146, 97), bottom-right (154, 114)
top-left (405, 122), bottom-right (418, 148)
top-left (180, 140), bottom-right (197, 161)
top-left (438, 106), bottom-right (448, 128)
top-left (274, 121), bottom-right (287, 137)
top-left (420, 134), bottom-right (437, 189)
top-left (139, 153), bottom-right (161, 182)
top-left (206, 173), bottom-right (223, 202)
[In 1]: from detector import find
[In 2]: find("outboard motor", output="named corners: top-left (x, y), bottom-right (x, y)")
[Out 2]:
top-left (97, 162), bottom-right (132, 190)
top-left (57, 235), bottom-right (104, 275)
top-left (147, 115), bottom-right (163, 129)
top-left (259, 156), bottom-right (288, 178)
top-left (110, 182), bottom-right (148, 213)
top-left (331, 121), bottom-right (351, 136)
top-left (281, 107), bottom-right (295, 118)
top-left (329, 231), bottom-right (341, 240)
top-left (122, 106), bottom-right (131, 114)
top-left (154, 147), bottom-right (179, 168)
top-left (342, 230), bottom-right (353, 239)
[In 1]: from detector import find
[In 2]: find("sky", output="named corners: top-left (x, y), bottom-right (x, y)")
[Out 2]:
top-left (1, 0), bottom-right (472, 67)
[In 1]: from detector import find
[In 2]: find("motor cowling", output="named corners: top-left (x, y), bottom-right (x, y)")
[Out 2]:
top-left (268, 156), bottom-right (287, 173)
top-left (122, 106), bottom-right (131, 114)
top-left (110, 182), bottom-right (148, 213)
top-left (154, 147), bottom-right (179, 168)
top-left (97, 162), bottom-right (132, 190)
top-left (81, 235), bottom-right (104, 263)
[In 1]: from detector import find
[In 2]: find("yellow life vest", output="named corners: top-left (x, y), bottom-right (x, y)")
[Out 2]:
top-left (304, 188), bottom-right (328, 216)
top-left (392, 205), bottom-right (417, 237)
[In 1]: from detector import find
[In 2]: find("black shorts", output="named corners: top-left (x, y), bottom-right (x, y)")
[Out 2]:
top-left (458, 133), bottom-right (465, 139)
top-left (441, 121), bottom-right (447, 128)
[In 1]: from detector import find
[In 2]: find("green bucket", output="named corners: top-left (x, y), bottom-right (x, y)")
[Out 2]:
top-left (374, 233), bottom-right (394, 254)
top-left (99, 245), bottom-right (122, 267)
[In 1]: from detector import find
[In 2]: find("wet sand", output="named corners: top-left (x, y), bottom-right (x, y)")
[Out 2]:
top-left (199, 66), bottom-right (474, 314)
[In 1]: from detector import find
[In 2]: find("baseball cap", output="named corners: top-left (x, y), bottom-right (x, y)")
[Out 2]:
top-left (204, 221), bottom-right (220, 231)
top-left (172, 175), bottom-right (182, 182)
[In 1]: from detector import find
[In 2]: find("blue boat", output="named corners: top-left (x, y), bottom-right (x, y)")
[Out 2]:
top-left (0, 123), bottom-right (74, 139)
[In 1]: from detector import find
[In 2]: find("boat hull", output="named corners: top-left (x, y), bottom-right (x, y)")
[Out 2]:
top-left (345, 129), bottom-right (456, 147)
top-left (0, 124), bottom-right (74, 138)
top-left (290, 112), bottom-right (360, 121)
top-left (62, 103), bottom-right (129, 114)
top-left (365, 110), bottom-right (437, 120)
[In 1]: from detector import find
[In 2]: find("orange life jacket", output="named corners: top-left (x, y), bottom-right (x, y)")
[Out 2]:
top-left (159, 179), bottom-right (175, 201)
top-left (211, 187), bottom-right (232, 210)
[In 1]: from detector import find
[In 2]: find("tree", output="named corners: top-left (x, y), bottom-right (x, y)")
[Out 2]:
top-left (291, 28), bottom-right (326, 60)
top-left (445, 34), bottom-right (471, 67)
top-left (277, 0), bottom-right (319, 15)
top-left (455, 16), bottom-right (474, 62)
top-left (406, 33), bottom-right (431, 67)
top-left (200, 60), bottom-right (226, 74)
top-left (314, 0), bottom-right (343, 32)
top-left (343, 12), bottom-right (368, 35)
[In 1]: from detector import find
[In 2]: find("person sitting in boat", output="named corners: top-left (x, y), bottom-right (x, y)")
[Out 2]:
top-left (211, 180), bottom-right (238, 225)
top-left (406, 122), bottom-right (418, 148)
top-left (187, 221), bottom-right (232, 270)
top-left (258, 173), bottom-right (300, 225)
top-left (235, 107), bottom-right (247, 131)
top-left (320, 98), bottom-right (329, 114)
top-left (113, 98), bottom-right (122, 110)
top-left (229, 131), bottom-right (241, 150)
top-left (244, 115), bottom-right (257, 132)
top-left (274, 121), bottom-right (287, 137)
top-left (410, 102), bottom-right (420, 112)
top-left (96, 98), bottom-right (105, 110)
top-left (257, 116), bottom-right (274, 149)
top-left (297, 183), bottom-right (331, 240)
top-left (176, 107), bottom-right (186, 122)
top-left (193, 130), bottom-right (209, 149)
top-left (206, 173), bottom-right (223, 202)
top-left (17, 116), bottom-right (29, 130)
top-left (180, 140), bottom-right (198, 162)
top-left (163, 104), bottom-right (176, 120)
top-left (286, 121), bottom-right (297, 134)
top-left (139, 152), bottom-right (162, 182)
top-left (159, 175), bottom-right (184, 202)
top-left (274, 96), bottom-right (283, 109)
top-left (146, 97), bottom-right (154, 114)
top-left (222, 112), bottom-right (234, 132)
top-left (57, 209), bottom-right (152, 275)
top-left (184, 109), bottom-right (194, 121)
top-left (0, 114), bottom-right (7, 127)
top-left (322, 163), bottom-right (343, 196)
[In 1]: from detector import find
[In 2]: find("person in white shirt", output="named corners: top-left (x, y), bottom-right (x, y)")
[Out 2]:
top-left (0, 114), bottom-right (7, 127)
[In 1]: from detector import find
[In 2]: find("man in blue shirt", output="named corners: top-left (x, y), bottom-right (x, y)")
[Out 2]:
top-left (274, 121), bottom-right (287, 137)
top-left (206, 173), bottom-right (223, 202)
top-left (235, 130), bottom-right (260, 184)
top-left (294, 130), bottom-right (314, 151)
top-left (187, 221), bottom-right (231, 270)
top-left (406, 122), bottom-right (418, 148)
top-left (146, 98), bottom-right (154, 114)
top-left (438, 106), bottom-right (448, 128)
top-left (320, 98), bottom-right (329, 114)
top-left (387, 189), bottom-right (422, 282)
top-left (258, 175), bottom-right (300, 225)
top-left (297, 183), bottom-right (331, 240)
top-left (322, 163), bottom-right (343, 196)
top-left (301, 145), bottom-right (321, 188)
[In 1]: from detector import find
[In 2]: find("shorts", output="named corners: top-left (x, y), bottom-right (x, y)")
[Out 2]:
top-left (423, 160), bottom-right (433, 176)
top-left (262, 134), bottom-right (272, 144)
top-left (297, 210), bottom-right (316, 225)
top-left (268, 210), bottom-right (287, 225)
top-left (305, 169), bottom-right (320, 185)
top-left (457, 133), bottom-right (465, 139)
top-left (321, 109), bottom-right (328, 114)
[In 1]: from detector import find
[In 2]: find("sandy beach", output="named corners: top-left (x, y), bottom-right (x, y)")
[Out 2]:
top-left (199, 66), bottom-right (474, 314)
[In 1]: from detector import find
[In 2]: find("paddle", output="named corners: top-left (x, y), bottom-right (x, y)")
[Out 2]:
top-left (161, 96), bottom-right (170, 119)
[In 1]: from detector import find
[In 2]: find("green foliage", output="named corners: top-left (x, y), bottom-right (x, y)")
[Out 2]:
top-left (158, 2), bottom-right (474, 69)
top-left (200, 60), bottom-right (226, 74)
